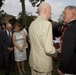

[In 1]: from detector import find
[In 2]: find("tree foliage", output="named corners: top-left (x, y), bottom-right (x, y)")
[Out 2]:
top-left (0, 0), bottom-right (4, 8)
top-left (20, 0), bottom-right (45, 27)
top-left (58, 12), bottom-right (64, 23)
top-left (9, 17), bottom-right (17, 25)
top-left (17, 12), bottom-right (34, 28)
top-left (0, 0), bottom-right (5, 19)
top-left (29, 0), bottom-right (45, 7)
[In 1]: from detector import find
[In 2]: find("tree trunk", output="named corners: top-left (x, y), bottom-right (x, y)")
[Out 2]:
top-left (20, 0), bottom-right (26, 26)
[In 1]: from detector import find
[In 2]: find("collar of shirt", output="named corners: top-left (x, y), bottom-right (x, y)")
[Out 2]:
top-left (6, 30), bottom-right (12, 36)
top-left (67, 19), bottom-right (76, 27)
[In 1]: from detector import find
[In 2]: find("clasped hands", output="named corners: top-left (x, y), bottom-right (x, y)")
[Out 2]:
top-left (7, 47), bottom-right (13, 51)
top-left (56, 41), bottom-right (62, 53)
top-left (19, 47), bottom-right (24, 52)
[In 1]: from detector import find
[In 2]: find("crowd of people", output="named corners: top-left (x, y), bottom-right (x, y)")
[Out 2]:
top-left (0, 22), bottom-right (27, 75)
top-left (0, 1), bottom-right (76, 75)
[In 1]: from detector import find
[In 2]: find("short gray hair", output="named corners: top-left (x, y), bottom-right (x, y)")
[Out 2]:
top-left (65, 5), bottom-right (76, 17)
top-left (65, 5), bottom-right (76, 12)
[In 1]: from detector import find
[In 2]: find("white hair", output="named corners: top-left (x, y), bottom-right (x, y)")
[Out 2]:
top-left (38, 2), bottom-right (51, 13)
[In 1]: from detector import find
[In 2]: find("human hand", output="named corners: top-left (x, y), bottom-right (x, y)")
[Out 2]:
top-left (59, 40), bottom-right (62, 47)
top-left (19, 47), bottom-right (23, 52)
top-left (58, 69), bottom-right (62, 75)
top-left (57, 47), bottom-right (61, 53)
top-left (7, 47), bottom-right (12, 51)
top-left (10, 47), bottom-right (13, 51)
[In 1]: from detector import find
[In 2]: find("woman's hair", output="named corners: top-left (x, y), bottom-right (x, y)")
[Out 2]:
top-left (14, 22), bottom-right (23, 31)
top-left (1, 23), bottom-right (6, 29)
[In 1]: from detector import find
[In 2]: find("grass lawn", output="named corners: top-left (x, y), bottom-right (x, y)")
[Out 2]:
top-left (52, 61), bottom-right (60, 75)
top-left (0, 60), bottom-right (31, 75)
top-left (0, 61), bottom-right (59, 75)
top-left (0, 49), bottom-right (31, 75)
top-left (0, 49), bottom-right (59, 75)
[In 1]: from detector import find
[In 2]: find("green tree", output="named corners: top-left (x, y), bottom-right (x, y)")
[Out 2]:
top-left (0, 0), bottom-right (5, 19)
top-left (58, 12), bottom-right (64, 28)
top-left (20, 0), bottom-right (45, 27)
top-left (0, 0), bottom-right (5, 8)
top-left (9, 17), bottom-right (17, 25)
top-left (17, 12), bottom-right (34, 28)
top-left (29, 0), bottom-right (45, 7)
top-left (58, 12), bottom-right (64, 23)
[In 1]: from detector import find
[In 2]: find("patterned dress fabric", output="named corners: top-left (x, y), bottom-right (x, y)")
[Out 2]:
top-left (14, 31), bottom-right (27, 61)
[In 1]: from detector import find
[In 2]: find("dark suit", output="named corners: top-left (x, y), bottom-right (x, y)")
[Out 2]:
top-left (0, 29), bottom-right (4, 69)
top-left (59, 20), bottom-right (76, 74)
top-left (2, 30), bottom-right (15, 75)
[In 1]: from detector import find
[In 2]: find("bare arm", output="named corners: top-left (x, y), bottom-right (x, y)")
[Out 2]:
top-left (13, 33), bottom-right (21, 51)
top-left (21, 32), bottom-right (26, 50)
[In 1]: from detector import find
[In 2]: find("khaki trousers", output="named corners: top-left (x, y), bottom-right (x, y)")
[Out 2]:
top-left (31, 68), bottom-right (52, 75)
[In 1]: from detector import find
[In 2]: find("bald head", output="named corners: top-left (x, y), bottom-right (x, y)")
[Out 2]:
top-left (38, 2), bottom-right (52, 20)
top-left (39, 2), bottom-right (51, 12)
top-left (6, 23), bottom-right (12, 32)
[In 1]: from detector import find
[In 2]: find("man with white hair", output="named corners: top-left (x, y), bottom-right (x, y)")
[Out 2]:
top-left (3, 23), bottom-right (15, 75)
top-left (29, 2), bottom-right (57, 75)
top-left (58, 6), bottom-right (76, 75)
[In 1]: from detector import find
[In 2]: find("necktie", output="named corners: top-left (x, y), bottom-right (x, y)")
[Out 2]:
top-left (9, 32), bottom-right (11, 43)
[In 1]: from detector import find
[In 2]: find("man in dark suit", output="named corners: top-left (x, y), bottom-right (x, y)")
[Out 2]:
top-left (58, 6), bottom-right (76, 75)
top-left (0, 29), bottom-right (4, 70)
top-left (3, 23), bottom-right (15, 75)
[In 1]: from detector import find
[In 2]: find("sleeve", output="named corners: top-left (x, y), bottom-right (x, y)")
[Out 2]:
top-left (0, 31), bottom-right (3, 50)
top-left (43, 22), bottom-right (57, 57)
top-left (2, 31), bottom-right (8, 50)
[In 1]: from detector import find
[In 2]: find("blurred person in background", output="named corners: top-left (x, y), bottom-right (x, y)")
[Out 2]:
top-left (2, 23), bottom-right (15, 75)
top-left (0, 28), bottom-right (4, 70)
top-left (1, 23), bottom-right (6, 31)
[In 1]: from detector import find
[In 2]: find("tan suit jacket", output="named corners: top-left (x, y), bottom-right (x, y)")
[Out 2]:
top-left (29, 16), bottom-right (57, 72)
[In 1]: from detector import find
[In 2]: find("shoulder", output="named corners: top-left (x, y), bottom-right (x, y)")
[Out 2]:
top-left (0, 30), bottom-right (3, 36)
top-left (69, 20), bottom-right (76, 28)
top-left (2, 30), bottom-right (7, 35)
top-left (42, 20), bottom-right (52, 30)
top-left (44, 20), bottom-right (52, 26)
top-left (23, 29), bottom-right (27, 35)
top-left (13, 31), bottom-right (16, 34)
top-left (13, 32), bottom-right (17, 36)
top-left (20, 30), bottom-right (24, 33)
top-left (19, 30), bottom-right (25, 35)
top-left (0, 29), bottom-right (2, 33)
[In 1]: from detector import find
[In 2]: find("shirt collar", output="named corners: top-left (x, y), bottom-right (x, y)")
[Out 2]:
top-left (67, 19), bottom-right (76, 27)
top-left (37, 16), bottom-right (46, 20)
top-left (6, 30), bottom-right (12, 36)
